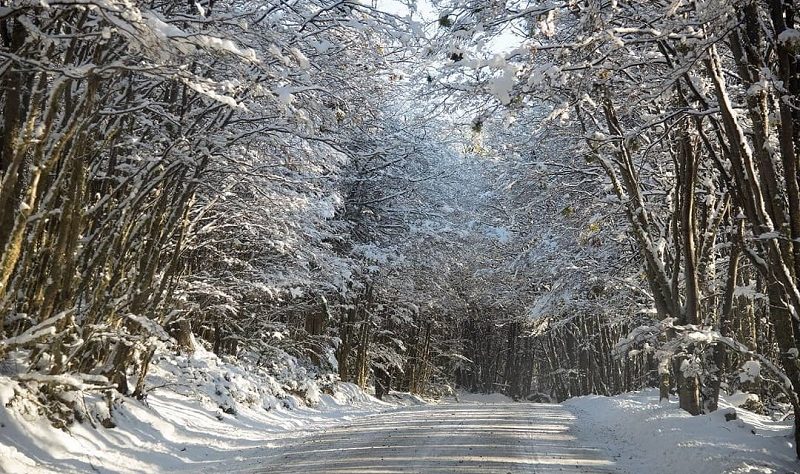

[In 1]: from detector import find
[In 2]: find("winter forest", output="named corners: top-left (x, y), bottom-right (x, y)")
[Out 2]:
top-left (2, 0), bottom-right (800, 472)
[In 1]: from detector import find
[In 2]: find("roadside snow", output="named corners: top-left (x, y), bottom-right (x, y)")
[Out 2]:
top-left (564, 389), bottom-right (799, 474)
top-left (0, 347), bottom-right (393, 474)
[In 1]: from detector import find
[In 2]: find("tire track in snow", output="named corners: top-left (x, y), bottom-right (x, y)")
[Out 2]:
top-left (234, 401), bottom-right (616, 473)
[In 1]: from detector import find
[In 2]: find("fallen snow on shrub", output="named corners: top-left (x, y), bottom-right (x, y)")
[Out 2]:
top-left (564, 389), bottom-right (798, 473)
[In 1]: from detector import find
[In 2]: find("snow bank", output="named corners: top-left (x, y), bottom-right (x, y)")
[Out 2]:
top-left (564, 389), bottom-right (799, 473)
top-left (0, 347), bottom-right (392, 473)
top-left (380, 391), bottom-right (430, 406)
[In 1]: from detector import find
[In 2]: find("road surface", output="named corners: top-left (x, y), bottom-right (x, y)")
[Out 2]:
top-left (238, 401), bottom-right (617, 473)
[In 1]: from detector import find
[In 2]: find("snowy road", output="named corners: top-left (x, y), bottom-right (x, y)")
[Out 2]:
top-left (237, 401), bottom-right (617, 473)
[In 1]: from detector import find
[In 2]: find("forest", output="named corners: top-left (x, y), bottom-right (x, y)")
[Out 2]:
top-left (2, 0), bottom-right (800, 469)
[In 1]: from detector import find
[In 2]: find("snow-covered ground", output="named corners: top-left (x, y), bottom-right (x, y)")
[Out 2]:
top-left (0, 347), bottom-right (397, 474)
top-left (2, 355), bottom-right (798, 474)
top-left (232, 397), bottom-right (615, 473)
top-left (565, 389), bottom-right (799, 473)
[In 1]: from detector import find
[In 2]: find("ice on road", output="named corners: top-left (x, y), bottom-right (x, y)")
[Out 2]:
top-left (238, 401), bottom-right (617, 473)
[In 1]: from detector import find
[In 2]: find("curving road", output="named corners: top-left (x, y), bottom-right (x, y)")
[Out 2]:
top-left (238, 401), bottom-right (617, 473)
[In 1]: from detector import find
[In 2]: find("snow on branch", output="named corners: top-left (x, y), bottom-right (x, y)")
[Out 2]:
top-left (0, 310), bottom-right (74, 350)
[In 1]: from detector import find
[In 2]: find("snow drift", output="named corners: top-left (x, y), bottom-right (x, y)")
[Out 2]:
top-left (0, 346), bottom-right (388, 474)
top-left (565, 389), bottom-right (799, 473)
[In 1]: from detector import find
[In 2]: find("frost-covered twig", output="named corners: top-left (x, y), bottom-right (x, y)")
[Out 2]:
top-left (0, 309), bottom-right (73, 350)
